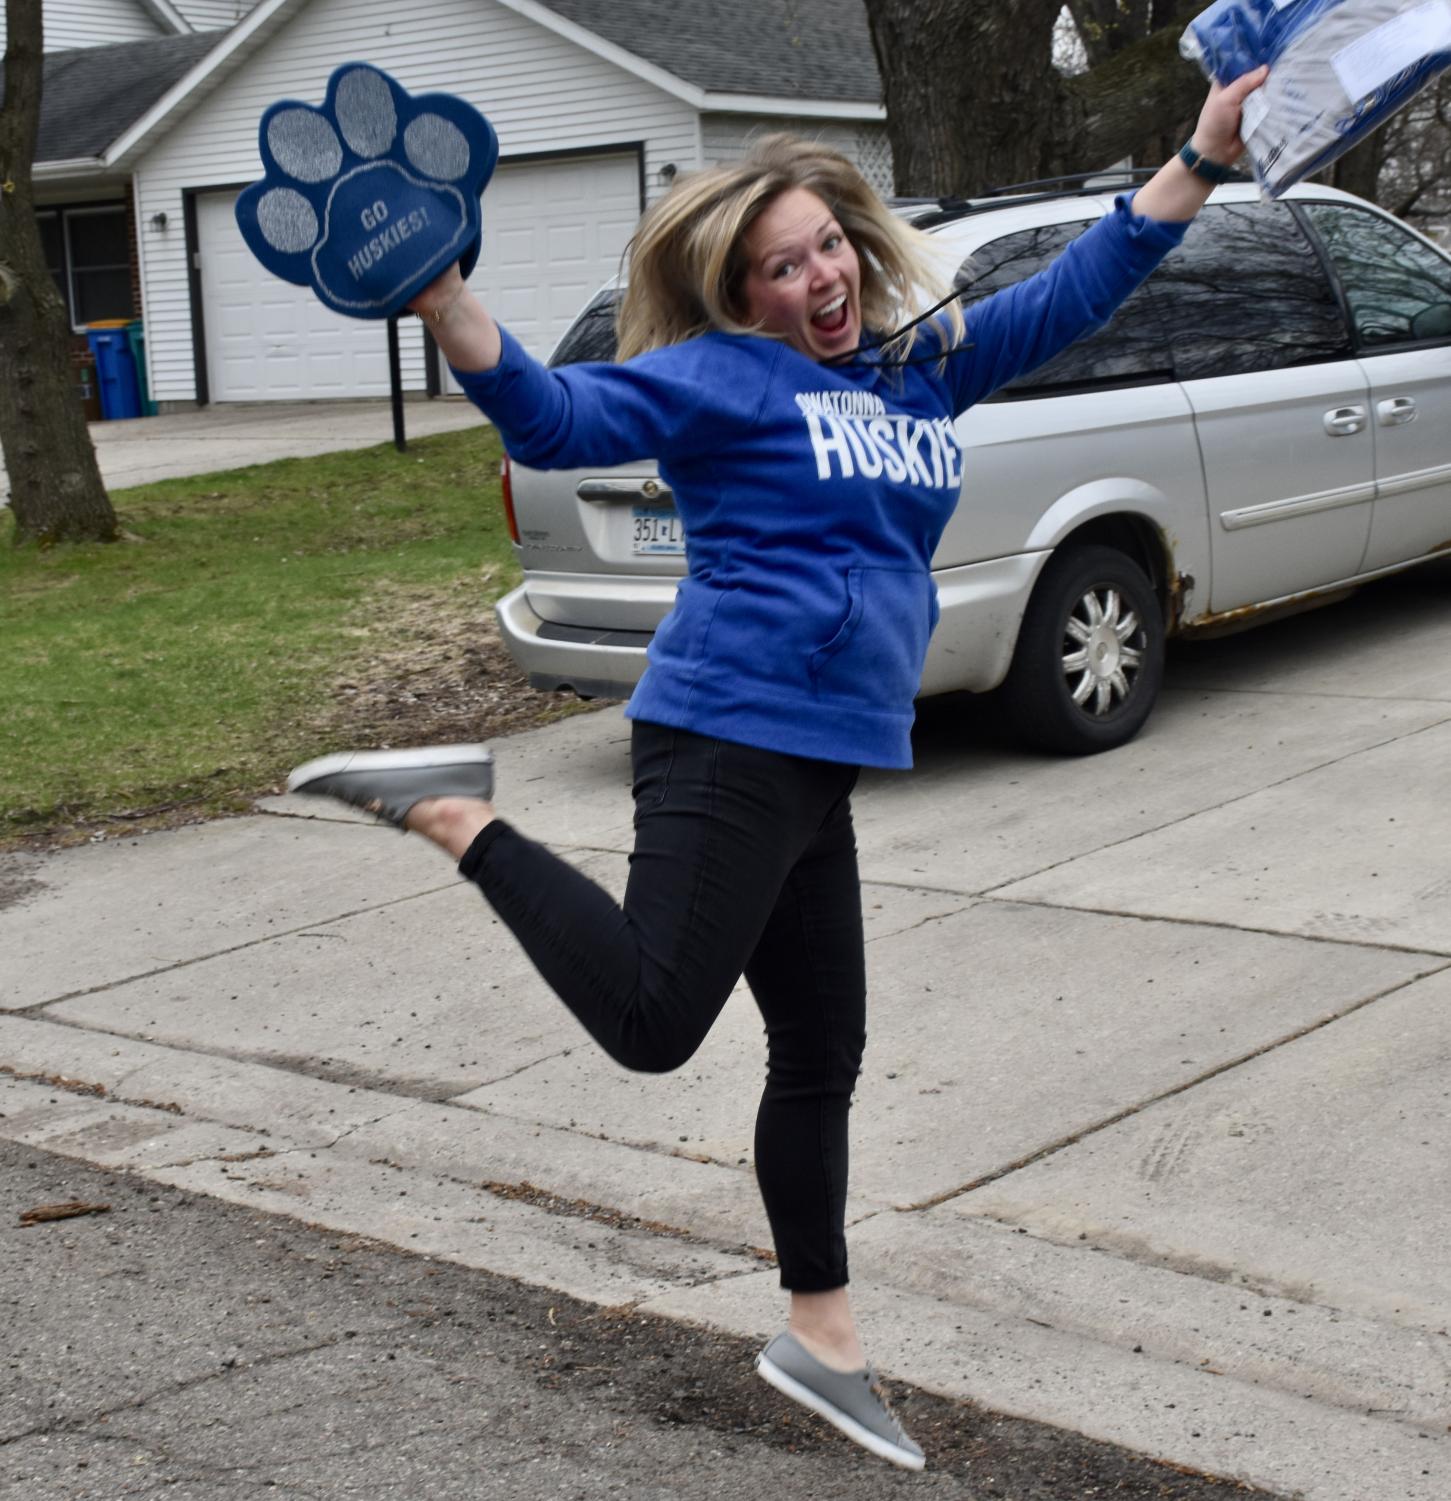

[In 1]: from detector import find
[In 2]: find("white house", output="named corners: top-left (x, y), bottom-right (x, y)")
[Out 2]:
top-left (24, 0), bottom-right (892, 410)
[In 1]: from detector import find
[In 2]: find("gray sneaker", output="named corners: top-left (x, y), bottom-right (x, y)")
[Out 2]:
top-left (755, 1331), bottom-right (925, 1470)
top-left (286, 745), bottom-right (495, 828)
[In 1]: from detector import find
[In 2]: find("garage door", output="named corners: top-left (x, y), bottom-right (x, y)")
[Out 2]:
top-left (197, 190), bottom-right (407, 402)
top-left (442, 150), bottom-right (641, 392)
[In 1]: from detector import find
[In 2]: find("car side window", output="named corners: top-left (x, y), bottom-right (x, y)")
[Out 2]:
top-left (955, 220), bottom-right (1171, 398)
top-left (1299, 201), bottom-right (1451, 347)
top-left (1147, 201), bottom-right (1351, 380)
top-left (548, 290), bottom-right (620, 367)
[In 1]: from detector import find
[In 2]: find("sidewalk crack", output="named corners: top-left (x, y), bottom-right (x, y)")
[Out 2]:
top-left (15, 880), bottom-right (464, 1012)
top-left (0, 1332), bottom-right (401, 1453)
top-left (899, 959), bottom-right (1451, 1211)
top-left (463, 1046), bottom-right (578, 1091)
top-left (976, 709), bottom-right (1451, 901)
top-left (989, 896), bottom-right (1451, 960)
top-left (863, 899), bottom-right (975, 945)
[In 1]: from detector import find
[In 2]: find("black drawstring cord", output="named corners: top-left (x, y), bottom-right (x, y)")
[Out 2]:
top-left (575, 283), bottom-right (978, 368)
top-left (824, 285), bottom-right (976, 369)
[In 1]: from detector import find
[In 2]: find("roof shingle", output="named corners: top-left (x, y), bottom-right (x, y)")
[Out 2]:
top-left (7, 32), bottom-right (221, 162)
top-left (539, 0), bottom-right (882, 103)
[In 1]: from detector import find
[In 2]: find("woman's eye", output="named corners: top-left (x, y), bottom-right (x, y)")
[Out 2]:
top-left (823, 234), bottom-right (841, 250)
top-left (772, 261), bottom-right (795, 279)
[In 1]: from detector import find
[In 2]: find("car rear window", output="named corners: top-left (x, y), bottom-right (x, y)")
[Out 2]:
top-left (955, 220), bottom-right (1171, 398)
top-left (549, 290), bottom-right (621, 367)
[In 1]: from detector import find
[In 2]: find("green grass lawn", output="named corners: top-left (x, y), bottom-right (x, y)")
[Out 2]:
top-left (1, 426), bottom-right (517, 844)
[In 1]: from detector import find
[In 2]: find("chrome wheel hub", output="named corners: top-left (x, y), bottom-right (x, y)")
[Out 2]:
top-left (1061, 587), bottom-right (1144, 717)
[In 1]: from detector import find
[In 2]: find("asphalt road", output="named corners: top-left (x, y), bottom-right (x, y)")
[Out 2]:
top-left (1, 1140), bottom-right (1281, 1500)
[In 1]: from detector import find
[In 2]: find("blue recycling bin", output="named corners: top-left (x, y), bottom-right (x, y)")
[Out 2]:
top-left (86, 322), bottom-right (142, 421)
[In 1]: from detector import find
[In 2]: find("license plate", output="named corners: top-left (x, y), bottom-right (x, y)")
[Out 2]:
top-left (631, 505), bottom-right (685, 555)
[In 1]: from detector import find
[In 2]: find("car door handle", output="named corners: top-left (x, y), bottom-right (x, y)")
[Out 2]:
top-left (1376, 396), bottom-right (1417, 426)
top-left (1323, 405), bottom-right (1367, 436)
top-left (575, 478), bottom-right (674, 505)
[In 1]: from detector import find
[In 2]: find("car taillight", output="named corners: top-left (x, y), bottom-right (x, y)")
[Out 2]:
top-left (500, 453), bottom-right (520, 544)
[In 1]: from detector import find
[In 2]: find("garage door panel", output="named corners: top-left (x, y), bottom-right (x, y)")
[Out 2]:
top-left (549, 281), bottom-right (596, 320)
top-left (495, 227), bottom-right (538, 266)
top-left (219, 354), bottom-right (261, 392)
top-left (197, 191), bottom-right (398, 402)
top-left (258, 302), bottom-right (298, 338)
top-left (547, 226), bottom-right (588, 264)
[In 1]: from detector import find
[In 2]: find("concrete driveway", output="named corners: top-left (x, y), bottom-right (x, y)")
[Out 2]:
top-left (3, 564), bottom-right (1451, 1499)
top-left (0, 397), bottom-right (483, 504)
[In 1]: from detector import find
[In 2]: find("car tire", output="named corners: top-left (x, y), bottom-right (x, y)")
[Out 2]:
top-left (1000, 544), bottom-right (1165, 755)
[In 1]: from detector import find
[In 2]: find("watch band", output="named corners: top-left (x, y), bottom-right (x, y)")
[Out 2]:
top-left (1178, 140), bottom-right (1238, 184)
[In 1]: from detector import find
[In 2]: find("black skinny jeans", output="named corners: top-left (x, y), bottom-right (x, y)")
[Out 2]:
top-left (458, 720), bottom-right (866, 1291)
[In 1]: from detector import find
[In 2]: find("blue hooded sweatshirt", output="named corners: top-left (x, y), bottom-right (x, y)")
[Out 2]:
top-left (454, 195), bottom-right (1187, 769)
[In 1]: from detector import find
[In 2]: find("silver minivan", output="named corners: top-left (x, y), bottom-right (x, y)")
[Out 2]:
top-left (494, 178), bottom-right (1451, 753)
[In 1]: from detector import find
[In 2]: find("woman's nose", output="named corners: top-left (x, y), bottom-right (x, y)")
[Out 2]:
top-left (806, 253), bottom-right (834, 287)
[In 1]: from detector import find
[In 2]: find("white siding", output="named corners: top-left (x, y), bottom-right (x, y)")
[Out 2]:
top-left (702, 114), bottom-right (895, 196)
top-left (132, 0), bottom-right (700, 403)
top-left (4, 0), bottom-right (164, 52)
top-left (171, 1), bottom-right (257, 28)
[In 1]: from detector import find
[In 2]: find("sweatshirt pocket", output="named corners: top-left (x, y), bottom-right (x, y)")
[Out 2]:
top-left (809, 566), bottom-right (935, 707)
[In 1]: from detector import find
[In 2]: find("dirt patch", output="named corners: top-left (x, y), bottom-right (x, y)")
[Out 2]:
top-left (314, 572), bottom-right (604, 751)
top-left (0, 853), bottom-right (46, 911)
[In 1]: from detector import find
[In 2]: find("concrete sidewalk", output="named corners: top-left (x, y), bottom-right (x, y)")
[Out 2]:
top-left (0, 397), bottom-right (483, 505)
top-left (4, 565), bottom-right (1451, 1498)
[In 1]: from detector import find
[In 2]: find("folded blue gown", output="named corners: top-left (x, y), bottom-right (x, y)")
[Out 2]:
top-left (1182, 0), bottom-right (1451, 194)
top-left (236, 63), bottom-right (499, 318)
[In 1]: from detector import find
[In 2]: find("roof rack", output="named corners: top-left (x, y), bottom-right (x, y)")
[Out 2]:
top-left (983, 167), bottom-right (1161, 196)
top-left (894, 163), bottom-right (1251, 230)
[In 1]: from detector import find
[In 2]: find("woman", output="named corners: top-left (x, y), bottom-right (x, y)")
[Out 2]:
top-left (288, 68), bottom-right (1268, 1469)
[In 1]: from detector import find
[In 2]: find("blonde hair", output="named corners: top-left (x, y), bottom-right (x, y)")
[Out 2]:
top-left (615, 133), bottom-right (963, 365)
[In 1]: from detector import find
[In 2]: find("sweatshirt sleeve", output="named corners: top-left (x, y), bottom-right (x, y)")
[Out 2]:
top-left (946, 194), bottom-right (1189, 415)
top-left (450, 326), bottom-right (770, 469)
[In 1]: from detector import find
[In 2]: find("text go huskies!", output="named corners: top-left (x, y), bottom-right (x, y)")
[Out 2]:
top-left (794, 391), bottom-right (962, 489)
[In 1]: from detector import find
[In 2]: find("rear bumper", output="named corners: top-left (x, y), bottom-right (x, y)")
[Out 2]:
top-left (494, 550), bottom-right (1049, 701)
top-left (495, 582), bottom-right (651, 699)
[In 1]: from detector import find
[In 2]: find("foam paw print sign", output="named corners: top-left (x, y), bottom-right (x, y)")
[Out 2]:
top-left (236, 63), bottom-right (498, 319)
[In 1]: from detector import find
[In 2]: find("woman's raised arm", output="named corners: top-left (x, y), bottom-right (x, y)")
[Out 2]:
top-left (408, 263), bottom-right (503, 373)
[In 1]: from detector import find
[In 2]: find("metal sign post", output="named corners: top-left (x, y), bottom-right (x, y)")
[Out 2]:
top-left (387, 315), bottom-right (406, 452)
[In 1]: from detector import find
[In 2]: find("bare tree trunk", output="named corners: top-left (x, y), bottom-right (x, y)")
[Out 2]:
top-left (865, 0), bottom-right (1064, 196)
top-left (864, 0), bottom-right (1207, 197)
top-left (0, 0), bottom-right (117, 545)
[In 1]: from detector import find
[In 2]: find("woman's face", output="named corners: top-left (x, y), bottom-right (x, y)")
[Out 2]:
top-left (739, 187), bottom-right (862, 361)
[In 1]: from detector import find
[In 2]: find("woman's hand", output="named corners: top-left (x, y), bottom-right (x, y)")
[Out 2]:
top-left (1191, 64), bottom-right (1271, 166)
top-left (1132, 65), bottom-right (1269, 222)
top-left (406, 263), bottom-right (502, 374)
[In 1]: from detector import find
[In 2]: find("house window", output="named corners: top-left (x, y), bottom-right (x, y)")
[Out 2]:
top-left (36, 204), bottom-right (134, 329)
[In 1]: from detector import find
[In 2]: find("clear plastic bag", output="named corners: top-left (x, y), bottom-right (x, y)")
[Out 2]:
top-left (1181, 0), bottom-right (1451, 195)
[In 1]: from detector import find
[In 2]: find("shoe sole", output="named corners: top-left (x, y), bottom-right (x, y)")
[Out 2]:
top-left (755, 1353), bottom-right (926, 1471)
top-left (287, 745), bottom-right (493, 794)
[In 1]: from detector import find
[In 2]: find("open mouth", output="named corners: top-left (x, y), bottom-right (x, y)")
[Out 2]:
top-left (810, 292), bottom-right (850, 335)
